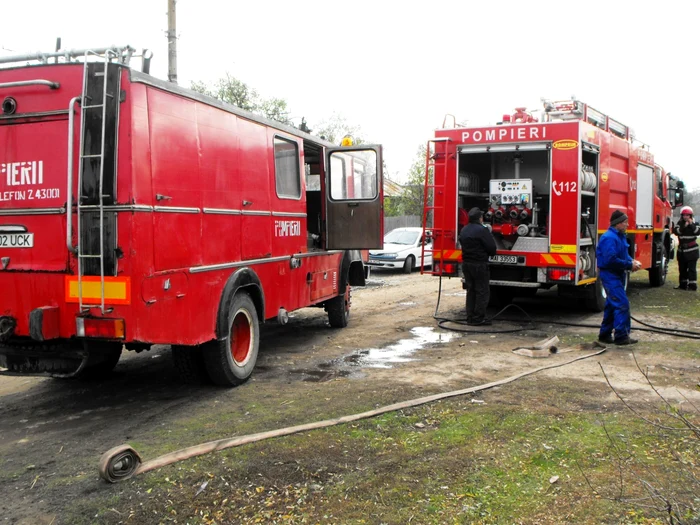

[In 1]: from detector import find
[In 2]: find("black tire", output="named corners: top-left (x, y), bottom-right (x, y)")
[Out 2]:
top-left (172, 345), bottom-right (210, 384)
top-left (74, 343), bottom-right (123, 380)
top-left (585, 278), bottom-right (606, 312)
top-left (203, 292), bottom-right (259, 387)
top-left (327, 287), bottom-right (350, 328)
top-left (648, 241), bottom-right (668, 287)
top-left (402, 255), bottom-right (415, 274)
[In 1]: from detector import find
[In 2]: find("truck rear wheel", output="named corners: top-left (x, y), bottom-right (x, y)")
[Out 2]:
top-left (327, 287), bottom-right (350, 328)
top-left (62, 343), bottom-right (123, 381)
top-left (585, 278), bottom-right (606, 312)
top-left (648, 241), bottom-right (668, 287)
top-left (203, 292), bottom-right (259, 387)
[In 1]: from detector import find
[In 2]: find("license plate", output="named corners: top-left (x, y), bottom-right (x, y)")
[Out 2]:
top-left (0, 233), bottom-right (34, 248)
top-left (489, 254), bottom-right (517, 264)
top-left (369, 259), bottom-right (381, 264)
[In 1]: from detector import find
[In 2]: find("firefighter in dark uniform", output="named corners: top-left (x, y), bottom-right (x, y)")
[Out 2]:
top-left (459, 207), bottom-right (497, 326)
top-left (672, 206), bottom-right (700, 291)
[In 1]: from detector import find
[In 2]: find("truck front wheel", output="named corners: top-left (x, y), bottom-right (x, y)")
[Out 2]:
top-left (326, 287), bottom-right (350, 328)
top-left (203, 292), bottom-right (259, 387)
top-left (648, 240), bottom-right (668, 287)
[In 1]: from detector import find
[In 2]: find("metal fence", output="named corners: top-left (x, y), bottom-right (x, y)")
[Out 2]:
top-left (385, 215), bottom-right (421, 233)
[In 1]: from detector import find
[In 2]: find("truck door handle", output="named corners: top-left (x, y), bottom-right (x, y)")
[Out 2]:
top-left (242, 200), bottom-right (253, 206)
top-left (347, 202), bottom-right (359, 207)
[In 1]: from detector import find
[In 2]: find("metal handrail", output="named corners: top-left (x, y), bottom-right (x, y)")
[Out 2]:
top-left (0, 79), bottom-right (59, 90)
top-left (66, 96), bottom-right (81, 254)
top-left (0, 46), bottom-right (135, 66)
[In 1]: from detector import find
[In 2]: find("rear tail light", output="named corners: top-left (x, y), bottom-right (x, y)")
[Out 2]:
top-left (547, 268), bottom-right (575, 282)
top-left (76, 317), bottom-right (126, 339)
top-left (435, 263), bottom-right (458, 275)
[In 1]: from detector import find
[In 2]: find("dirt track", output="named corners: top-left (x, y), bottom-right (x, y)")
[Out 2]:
top-left (1, 271), bottom-right (699, 524)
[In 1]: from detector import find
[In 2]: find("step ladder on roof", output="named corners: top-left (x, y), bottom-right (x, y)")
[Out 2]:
top-left (70, 49), bottom-right (123, 314)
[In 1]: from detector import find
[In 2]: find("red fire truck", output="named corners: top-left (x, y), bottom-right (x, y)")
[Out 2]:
top-left (0, 46), bottom-right (383, 386)
top-left (423, 99), bottom-right (685, 310)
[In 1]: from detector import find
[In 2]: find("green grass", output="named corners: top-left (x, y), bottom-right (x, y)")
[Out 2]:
top-left (70, 380), bottom-right (698, 525)
top-left (629, 263), bottom-right (700, 319)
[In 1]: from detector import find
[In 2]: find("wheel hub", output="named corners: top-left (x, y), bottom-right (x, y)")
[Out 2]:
top-left (230, 310), bottom-right (253, 366)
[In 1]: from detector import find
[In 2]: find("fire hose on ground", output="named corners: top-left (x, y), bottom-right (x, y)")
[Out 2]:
top-left (99, 347), bottom-right (606, 483)
top-left (99, 275), bottom-right (699, 483)
top-left (432, 273), bottom-right (700, 340)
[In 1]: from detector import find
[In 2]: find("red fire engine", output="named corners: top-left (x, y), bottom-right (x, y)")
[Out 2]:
top-left (0, 46), bottom-right (383, 386)
top-left (423, 98), bottom-right (685, 310)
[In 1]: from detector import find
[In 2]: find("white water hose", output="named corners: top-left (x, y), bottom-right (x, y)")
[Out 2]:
top-left (99, 347), bottom-right (607, 483)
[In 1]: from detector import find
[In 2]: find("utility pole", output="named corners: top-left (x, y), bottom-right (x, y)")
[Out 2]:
top-left (167, 0), bottom-right (177, 84)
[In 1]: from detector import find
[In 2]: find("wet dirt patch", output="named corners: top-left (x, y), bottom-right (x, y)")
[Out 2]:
top-left (326, 326), bottom-right (458, 371)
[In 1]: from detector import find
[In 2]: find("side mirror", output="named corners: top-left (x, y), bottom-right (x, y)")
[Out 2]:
top-left (674, 189), bottom-right (684, 207)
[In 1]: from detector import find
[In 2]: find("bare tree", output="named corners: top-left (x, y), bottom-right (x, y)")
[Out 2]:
top-left (578, 359), bottom-right (700, 524)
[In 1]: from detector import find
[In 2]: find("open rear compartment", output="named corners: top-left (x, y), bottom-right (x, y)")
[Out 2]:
top-left (456, 146), bottom-right (551, 286)
top-left (455, 142), bottom-right (602, 304)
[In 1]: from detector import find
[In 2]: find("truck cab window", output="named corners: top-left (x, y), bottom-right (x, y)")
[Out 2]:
top-left (274, 136), bottom-right (301, 199)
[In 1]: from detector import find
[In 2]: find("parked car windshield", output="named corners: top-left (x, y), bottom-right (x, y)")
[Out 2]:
top-left (384, 230), bottom-right (420, 245)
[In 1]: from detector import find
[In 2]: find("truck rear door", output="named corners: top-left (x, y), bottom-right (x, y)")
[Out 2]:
top-left (0, 93), bottom-right (72, 272)
top-left (1, 62), bottom-right (120, 276)
top-left (325, 145), bottom-right (383, 249)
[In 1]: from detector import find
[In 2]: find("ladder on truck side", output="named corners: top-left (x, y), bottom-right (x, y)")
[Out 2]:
top-left (421, 138), bottom-right (452, 276)
top-left (72, 50), bottom-right (121, 314)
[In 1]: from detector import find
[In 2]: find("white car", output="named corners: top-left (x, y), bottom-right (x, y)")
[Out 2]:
top-left (367, 227), bottom-right (432, 273)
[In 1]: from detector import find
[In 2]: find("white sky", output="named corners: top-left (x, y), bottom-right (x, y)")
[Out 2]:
top-left (3, 0), bottom-right (697, 188)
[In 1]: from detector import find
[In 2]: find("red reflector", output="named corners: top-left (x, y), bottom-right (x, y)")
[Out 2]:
top-left (77, 318), bottom-right (126, 339)
top-left (444, 263), bottom-right (456, 274)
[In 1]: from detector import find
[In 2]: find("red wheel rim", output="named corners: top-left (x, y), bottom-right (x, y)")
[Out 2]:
top-left (230, 310), bottom-right (253, 366)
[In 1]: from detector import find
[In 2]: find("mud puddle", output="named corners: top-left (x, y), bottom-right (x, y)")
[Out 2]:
top-left (284, 327), bottom-right (458, 382)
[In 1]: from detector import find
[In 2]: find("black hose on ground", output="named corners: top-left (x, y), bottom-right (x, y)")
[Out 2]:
top-left (433, 273), bottom-right (700, 339)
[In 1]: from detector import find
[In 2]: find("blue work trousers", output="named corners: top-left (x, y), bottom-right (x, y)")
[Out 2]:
top-left (599, 270), bottom-right (630, 341)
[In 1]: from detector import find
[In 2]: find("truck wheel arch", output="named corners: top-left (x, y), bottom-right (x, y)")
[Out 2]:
top-left (216, 268), bottom-right (265, 340)
top-left (343, 250), bottom-right (366, 289)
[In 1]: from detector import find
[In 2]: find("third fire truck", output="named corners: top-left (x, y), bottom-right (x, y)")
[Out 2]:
top-left (423, 99), bottom-right (685, 310)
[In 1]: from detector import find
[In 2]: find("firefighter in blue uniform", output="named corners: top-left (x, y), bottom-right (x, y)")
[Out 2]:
top-left (672, 206), bottom-right (700, 291)
top-left (459, 207), bottom-right (497, 326)
top-left (596, 210), bottom-right (642, 345)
